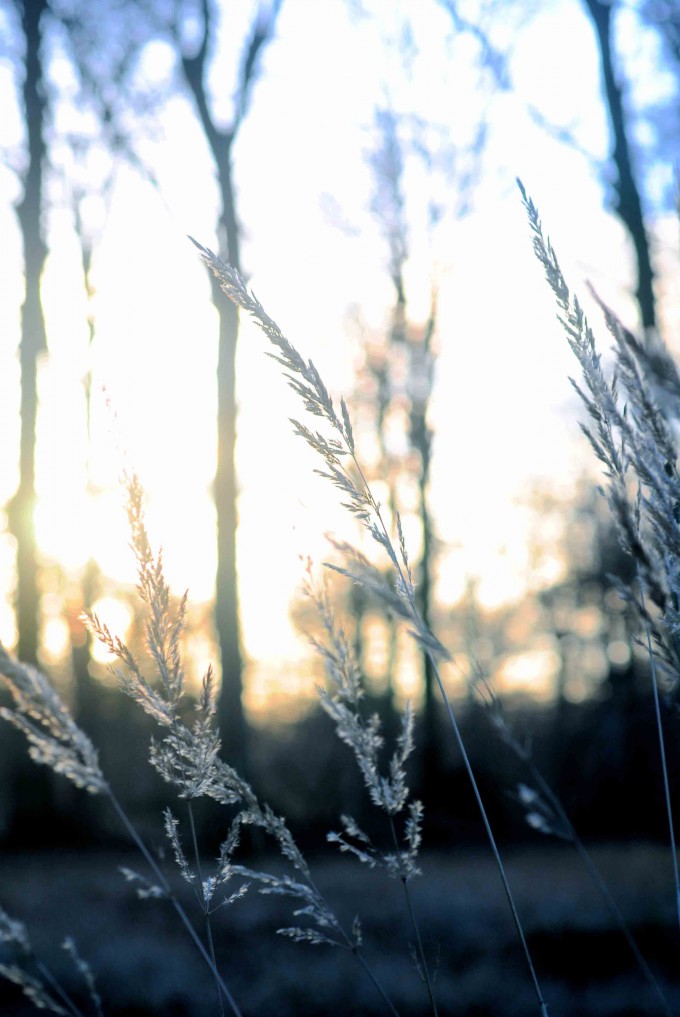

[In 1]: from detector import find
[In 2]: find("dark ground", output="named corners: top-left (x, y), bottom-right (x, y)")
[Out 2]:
top-left (0, 841), bottom-right (678, 1017)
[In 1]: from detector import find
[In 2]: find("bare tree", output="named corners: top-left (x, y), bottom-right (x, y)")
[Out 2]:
top-left (52, 0), bottom-right (284, 774)
top-left (8, 0), bottom-right (49, 667)
top-left (349, 109), bottom-right (441, 778)
top-left (1, 0), bottom-right (58, 838)
top-left (440, 0), bottom-right (664, 334)
top-left (177, 0), bottom-right (283, 775)
top-left (582, 0), bottom-right (657, 334)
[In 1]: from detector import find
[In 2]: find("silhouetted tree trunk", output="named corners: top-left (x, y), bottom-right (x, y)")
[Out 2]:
top-left (9, 0), bottom-right (49, 666)
top-left (4, 0), bottom-right (56, 843)
top-left (411, 307), bottom-right (438, 783)
top-left (69, 559), bottom-right (100, 723)
top-left (58, 0), bottom-right (281, 774)
top-left (442, 0), bottom-right (659, 332)
top-left (583, 0), bottom-right (658, 332)
top-left (180, 0), bottom-right (282, 775)
top-left (365, 110), bottom-right (441, 772)
top-left (69, 192), bottom-right (103, 720)
top-left (365, 315), bottom-right (400, 723)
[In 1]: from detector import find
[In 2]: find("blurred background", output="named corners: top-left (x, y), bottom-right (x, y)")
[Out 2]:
top-left (1, 0), bottom-right (680, 1014)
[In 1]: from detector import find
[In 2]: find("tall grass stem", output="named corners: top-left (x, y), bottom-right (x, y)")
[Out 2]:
top-left (389, 818), bottom-right (438, 1015)
top-left (428, 654), bottom-right (549, 1017)
top-left (194, 243), bottom-right (550, 1016)
top-left (352, 460), bottom-right (550, 1016)
top-left (526, 756), bottom-right (671, 1014)
top-left (186, 799), bottom-right (226, 1017)
top-left (106, 790), bottom-right (242, 1017)
top-left (351, 949), bottom-right (403, 1017)
top-left (33, 958), bottom-right (87, 1017)
top-left (638, 571), bottom-right (680, 931)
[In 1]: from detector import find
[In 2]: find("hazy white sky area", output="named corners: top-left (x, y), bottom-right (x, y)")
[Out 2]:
top-left (0, 0), bottom-right (676, 712)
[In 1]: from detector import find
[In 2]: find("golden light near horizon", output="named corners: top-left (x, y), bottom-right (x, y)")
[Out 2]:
top-left (1, 0), bottom-right (674, 716)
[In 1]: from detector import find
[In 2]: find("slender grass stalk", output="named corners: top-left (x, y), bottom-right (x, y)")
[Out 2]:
top-left (310, 872), bottom-right (404, 1017)
top-left (169, 707), bottom-right (226, 1017)
top-left (1, 488), bottom-right (405, 1017)
top-left (388, 816), bottom-right (438, 1016)
top-left (192, 240), bottom-right (550, 1017)
top-left (0, 957), bottom-right (85, 1017)
top-left (426, 653), bottom-right (549, 1017)
top-left (108, 476), bottom-right (402, 1017)
top-left (518, 179), bottom-right (680, 944)
top-left (637, 571), bottom-right (680, 931)
top-left (106, 790), bottom-right (243, 1017)
top-left (186, 795), bottom-right (225, 1017)
top-left (339, 436), bottom-right (550, 1016)
top-left (571, 837), bottom-right (671, 1014)
top-left (85, 474), bottom-right (238, 1014)
top-left (344, 464), bottom-right (548, 1014)
top-left (352, 949), bottom-right (403, 1017)
top-left (322, 450), bottom-right (548, 1013)
top-left (529, 754), bottom-right (671, 1015)
top-left (480, 675), bottom-right (672, 1014)
top-left (61, 939), bottom-right (103, 1017)
top-left (31, 959), bottom-right (87, 1017)
top-left (0, 902), bottom-right (98, 1017)
top-left (304, 564), bottom-right (427, 1012)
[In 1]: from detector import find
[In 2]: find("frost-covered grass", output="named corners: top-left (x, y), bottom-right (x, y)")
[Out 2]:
top-left (0, 191), bottom-right (679, 1016)
top-left (0, 844), bottom-right (676, 1017)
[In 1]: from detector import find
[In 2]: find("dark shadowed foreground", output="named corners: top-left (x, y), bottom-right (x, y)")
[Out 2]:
top-left (0, 842), bottom-right (677, 1016)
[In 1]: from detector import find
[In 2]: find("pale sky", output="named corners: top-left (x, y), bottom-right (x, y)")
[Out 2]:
top-left (1, 0), bottom-right (674, 713)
